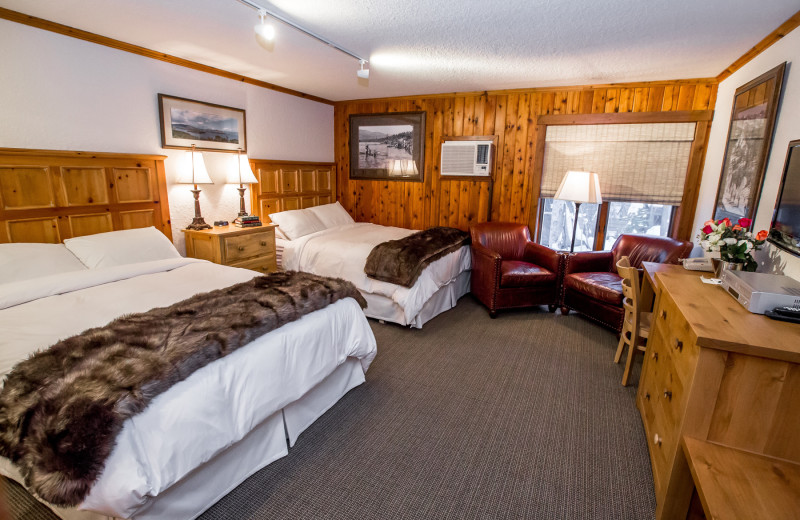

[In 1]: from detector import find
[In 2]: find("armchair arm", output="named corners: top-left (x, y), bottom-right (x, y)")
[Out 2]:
top-left (470, 243), bottom-right (502, 304)
top-left (564, 250), bottom-right (614, 275)
top-left (522, 242), bottom-right (560, 274)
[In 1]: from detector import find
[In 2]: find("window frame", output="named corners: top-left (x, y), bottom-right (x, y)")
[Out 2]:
top-left (528, 110), bottom-right (713, 249)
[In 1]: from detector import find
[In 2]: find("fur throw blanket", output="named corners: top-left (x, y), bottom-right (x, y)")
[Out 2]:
top-left (0, 271), bottom-right (365, 507)
top-left (364, 227), bottom-right (469, 287)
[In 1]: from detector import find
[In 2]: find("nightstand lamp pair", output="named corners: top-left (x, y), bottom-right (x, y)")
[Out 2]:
top-left (177, 146), bottom-right (258, 230)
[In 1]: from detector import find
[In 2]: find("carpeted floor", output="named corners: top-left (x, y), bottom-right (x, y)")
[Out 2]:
top-left (5, 297), bottom-right (655, 519)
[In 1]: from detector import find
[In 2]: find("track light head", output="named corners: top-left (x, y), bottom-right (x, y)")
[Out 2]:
top-left (254, 10), bottom-right (275, 42)
top-left (357, 59), bottom-right (370, 79)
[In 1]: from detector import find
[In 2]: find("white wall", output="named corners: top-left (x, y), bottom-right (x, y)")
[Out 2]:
top-left (693, 26), bottom-right (800, 279)
top-left (0, 20), bottom-right (334, 253)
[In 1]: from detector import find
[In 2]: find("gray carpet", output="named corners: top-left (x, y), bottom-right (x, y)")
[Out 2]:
top-left (5, 297), bottom-right (656, 519)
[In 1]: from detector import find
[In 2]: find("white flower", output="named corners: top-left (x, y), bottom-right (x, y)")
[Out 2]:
top-left (708, 234), bottom-right (720, 244)
top-left (724, 237), bottom-right (738, 245)
top-left (711, 245), bottom-right (720, 252)
top-left (738, 240), bottom-right (753, 253)
top-left (746, 232), bottom-right (753, 238)
top-left (700, 240), bottom-right (710, 250)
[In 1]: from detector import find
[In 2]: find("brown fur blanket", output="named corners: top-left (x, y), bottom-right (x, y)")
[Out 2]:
top-left (364, 227), bottom-right (469, 287)
top-left (0, 270), bottom-right (365, 507)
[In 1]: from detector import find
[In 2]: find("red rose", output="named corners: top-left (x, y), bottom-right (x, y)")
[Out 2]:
top-left (738, 217), bottom-right (752, 228)
top-left (720, 218), bottom-right (732, 227)
top-left (702, 225), bottom-right (713, 234)
top-left (704, 219), bottom-right (715, 228)
top-left (756, 230), bottom-right (768, 241)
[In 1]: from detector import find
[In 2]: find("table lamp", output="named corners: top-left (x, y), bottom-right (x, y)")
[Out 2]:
top-left (554, 170), bottom-right (602, 253)
top-left (178, 145), bottom-right (214, 230)
top-left (228, 149), bottom-right (258, 217)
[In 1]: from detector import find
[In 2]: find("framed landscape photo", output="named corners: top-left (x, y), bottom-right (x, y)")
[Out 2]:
top-left (712, 62), bottom-right (786, 222)
top-left (349, 111), bottom-right (425, 181)
top-left (158, 94), bottom-right (247, 153)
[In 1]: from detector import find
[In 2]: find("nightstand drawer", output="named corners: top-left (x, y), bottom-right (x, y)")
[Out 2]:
top-left (231, 254), bottom-right (277, 274)
top-left (223, 230), bottom-right (274, 263)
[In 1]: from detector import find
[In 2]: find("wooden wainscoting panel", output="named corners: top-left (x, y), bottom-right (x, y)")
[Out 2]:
top-left (119, 209), bottom-right (155, 230)
top-left (0, 148), bottom-right (171, 243)
top-left (113, 167), bottom-right (153, 203)
top-left (5, 217), bottom-right (60, 243)
top-left (68, 213), bottom-right (114, 237)
top-left (60, 167), bottom-right (109, 206)
top-left (0, 166), bottom-right (56, 210)
top-left (250, 160), bottom-right (336, 222)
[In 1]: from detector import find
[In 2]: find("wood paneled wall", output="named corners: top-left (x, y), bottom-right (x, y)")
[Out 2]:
top-left (334, 80), bottom-right (718, 234)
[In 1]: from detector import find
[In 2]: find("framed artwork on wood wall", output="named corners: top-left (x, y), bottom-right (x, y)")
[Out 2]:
top-left (158, 94), bottom-right (247, 153)
top-left (349, 111), bottom-right (425, 182)
top-left (712, 62), bottom-right (786, 222)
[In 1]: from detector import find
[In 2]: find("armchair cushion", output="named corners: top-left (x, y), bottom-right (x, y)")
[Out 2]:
top-left (500, 261), bottom-right (556, 288)
top-left (564, 272), bottom-right (623, 305)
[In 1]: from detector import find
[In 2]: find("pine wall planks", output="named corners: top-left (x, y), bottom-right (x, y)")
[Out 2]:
top-left (333, 80), bottom-right (717, 232)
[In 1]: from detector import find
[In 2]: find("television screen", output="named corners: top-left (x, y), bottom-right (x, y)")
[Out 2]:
top-left (769, 140), bottom-right (800, 257)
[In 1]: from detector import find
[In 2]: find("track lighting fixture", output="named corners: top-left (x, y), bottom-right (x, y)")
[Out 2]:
top-left (254, 9), bottom-right (275, 42)
top-left (235, 0), bottom-right (369, 79)
top-left (357, 60), bottom-right (369, 79)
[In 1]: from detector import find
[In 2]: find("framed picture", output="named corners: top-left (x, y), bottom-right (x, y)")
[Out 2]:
top-left (349, 111), bottom-right (425, 181)
top-left (713, 62), bottom-right (786, 222)
top-left (158, 94), bottom-right (247, 153)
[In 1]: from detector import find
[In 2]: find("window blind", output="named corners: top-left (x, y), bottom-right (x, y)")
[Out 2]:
top-left (541, 123), bottom-right (696, 205)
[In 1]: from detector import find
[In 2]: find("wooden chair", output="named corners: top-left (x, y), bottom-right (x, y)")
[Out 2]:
top-left (614, 256), bottom-right (651, 386)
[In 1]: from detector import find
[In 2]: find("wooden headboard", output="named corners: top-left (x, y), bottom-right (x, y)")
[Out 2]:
top-left (0, 148), bottom-right (171, 243)
top-left (249, 159), bottom-right (336, 221)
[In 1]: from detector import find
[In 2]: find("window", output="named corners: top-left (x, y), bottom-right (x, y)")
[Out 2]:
top-left (604, 202), bottom-right (674, 249)
top-left (539, 198), bottom-right (598, 251)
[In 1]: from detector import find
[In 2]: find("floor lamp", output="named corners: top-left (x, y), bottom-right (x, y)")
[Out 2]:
top-left (554, 171), bottom-right (602, 253)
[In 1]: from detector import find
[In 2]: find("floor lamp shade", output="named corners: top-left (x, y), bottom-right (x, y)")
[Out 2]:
top-left (554, 171), bottom-right (602, 253)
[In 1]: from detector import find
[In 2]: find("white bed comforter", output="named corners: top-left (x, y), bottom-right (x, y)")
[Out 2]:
top-left (280, 223), bottom-right (471, 325)
top-left (0, 258), bottom-right (377, 518)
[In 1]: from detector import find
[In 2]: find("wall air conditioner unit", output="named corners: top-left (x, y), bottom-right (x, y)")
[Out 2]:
top-left (440, 139), bottom-right (494, 178)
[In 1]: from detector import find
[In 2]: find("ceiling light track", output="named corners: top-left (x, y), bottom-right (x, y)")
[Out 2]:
top-left (234, 0), bottom-right (367, 64)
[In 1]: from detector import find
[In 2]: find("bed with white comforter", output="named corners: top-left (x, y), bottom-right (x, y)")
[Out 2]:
top-left (0, 229), bottom-right (377, 520)
top-left (279, 222), bottom-right (471, 328)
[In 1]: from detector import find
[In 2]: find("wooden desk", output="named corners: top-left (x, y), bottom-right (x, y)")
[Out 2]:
top-left (637, 271), bottom-right (800, 519)
top-left (641, 262), bottom-right (704, 312)
top-left (682, 436), bottom-right (800, 520)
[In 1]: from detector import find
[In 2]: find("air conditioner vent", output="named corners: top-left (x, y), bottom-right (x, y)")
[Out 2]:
top-left (440, 140), bottom-right (494, 177)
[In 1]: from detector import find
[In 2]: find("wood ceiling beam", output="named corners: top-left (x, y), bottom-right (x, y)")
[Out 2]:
top-left (0, 7), bottom-right (334, 106)
top-left (717, 9), bottom-right (800, 82)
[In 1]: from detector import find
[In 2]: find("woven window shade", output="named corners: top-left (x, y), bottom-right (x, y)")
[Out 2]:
top-left (541, 123), bottom-right (696, 205)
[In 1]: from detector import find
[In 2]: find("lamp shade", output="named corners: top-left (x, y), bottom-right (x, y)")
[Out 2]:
top-left (177, 151), bottom-right (213, 184)
top-left (388, 159), bottom-right (404, 177)
top-left (227, 153), bottom-right (258, 184)
top-left (553, 170), bottom-right (602, 204)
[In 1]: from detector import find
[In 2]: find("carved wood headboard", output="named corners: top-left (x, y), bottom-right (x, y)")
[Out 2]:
top-left (249, 159), bottom-right (336, 221)
top-left (0, 148), bottom-right (171, 243)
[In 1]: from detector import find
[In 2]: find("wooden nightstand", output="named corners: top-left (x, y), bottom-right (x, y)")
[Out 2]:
top-left (183, 224), bottom-right (278, 274)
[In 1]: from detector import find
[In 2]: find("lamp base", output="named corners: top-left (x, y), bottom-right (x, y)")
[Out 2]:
top-left (186, 217), bottom-right (212, 230)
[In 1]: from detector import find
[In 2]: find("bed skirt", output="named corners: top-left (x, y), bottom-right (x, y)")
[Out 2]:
top-left (0, 358), bottom-right (366, 520)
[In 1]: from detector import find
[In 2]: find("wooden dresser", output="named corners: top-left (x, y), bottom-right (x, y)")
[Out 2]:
top-left (183, 224), bottom-right (278, 274)
top-left (637, 270), bottom-right (800, 520)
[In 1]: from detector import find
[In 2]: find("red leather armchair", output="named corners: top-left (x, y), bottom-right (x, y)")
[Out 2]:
top-left (470, 222), bottom-right (563, 318)
top-left (561, 234), bottom-right (692, 331)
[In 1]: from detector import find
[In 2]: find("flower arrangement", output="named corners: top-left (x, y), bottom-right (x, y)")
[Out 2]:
top-left (698, 217), bottom-right (768, 272)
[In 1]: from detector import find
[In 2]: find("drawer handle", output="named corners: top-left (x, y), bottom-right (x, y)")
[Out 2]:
top-left (238, 246), bottom-right (245, 251)
top-left (663, 389), bottom-right (672, 401)
top-left (674, 340), bottom-right (683, 352)
top-left (260, 240), bottom-right (267, 246)
top-left (654, 433), bottom-right (662, 446)
top-left (651, 352), bottom-right (658, 362)
top-left (645, 392), bottom-right (651, 401)
top-left (661, 310), bottom-right (667, 319)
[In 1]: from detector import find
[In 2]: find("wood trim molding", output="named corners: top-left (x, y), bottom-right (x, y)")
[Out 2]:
top-left (538, 110), bottom-right (714, 125)
top-left (0, 148), bottom-right (167, 160)
top-left (0, 7), bottom-right (334, 106)
top-left (716, 9), bottom-right (800, 82)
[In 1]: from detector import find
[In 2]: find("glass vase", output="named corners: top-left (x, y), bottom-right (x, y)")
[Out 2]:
top-left (712, 259), bottom-right (743, 279)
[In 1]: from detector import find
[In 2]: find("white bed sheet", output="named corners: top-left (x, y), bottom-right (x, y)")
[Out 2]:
top-left (278, 222), bottom-right (471, 326)
top-left (0, 259), bottom-right (377, 518)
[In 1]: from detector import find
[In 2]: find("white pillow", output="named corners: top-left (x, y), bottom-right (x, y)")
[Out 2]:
top-left (273, 226), bottom-right (289, 240)
top-left (308, 202), bottom-right (355, 229)
top-left (268, 209), bottom-right (326, 240)
top-left (0, 243), bottom-right (88, 284)
top-left (64, 227), bottom-right (181, 269)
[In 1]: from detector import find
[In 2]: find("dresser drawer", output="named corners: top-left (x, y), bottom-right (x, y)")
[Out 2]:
top-left (646, 402), bottom-right (674, 498)
top-left (230, 254), bottom-right (277, 274)
top-left (653, 291), bottom-right (698, 388)
top-left (223, 230), bottom-right (274, 263)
